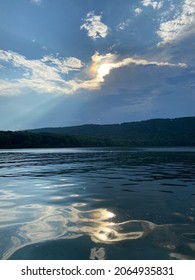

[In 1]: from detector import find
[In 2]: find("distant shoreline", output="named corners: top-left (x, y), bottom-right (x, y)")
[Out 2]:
top-left (1, 116), bottom-right (195, 148)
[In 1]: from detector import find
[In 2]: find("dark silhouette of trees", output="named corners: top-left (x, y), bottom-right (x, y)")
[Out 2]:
top-left (1, 117), bottom-right (195, 149)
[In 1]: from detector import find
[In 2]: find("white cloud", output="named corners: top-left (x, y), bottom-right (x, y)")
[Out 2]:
top-left (157, 0), bottom-right (195, 45)
top-left (41, 55), bottom-right (84, 74)
top-left (0, 50), bottom-right (84, 75)
top-left (31, 0), bottom-right (42, 5)
top-left (80, 12), bottom-right (109, 40)
top-left (142, 0), bottom-right (163, 10)
top-left (117, 20), bottom-right (130, 30)
top-left (135, 8), bottom-right (143, 15)
top-left (0, 50), bottom-right (84, 95)
top-left (110, 56), bottom-right (186, 69)
top-left (92, 52), bottom-right (186, 69)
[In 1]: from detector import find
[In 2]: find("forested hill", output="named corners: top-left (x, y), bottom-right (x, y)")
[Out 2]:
top-left (27, 116), bottom-right (195, 146)
top-left (0, 116), bottom-right (195, 148)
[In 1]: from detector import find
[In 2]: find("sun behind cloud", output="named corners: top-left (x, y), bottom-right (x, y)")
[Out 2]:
top-left (89, 52), bottom-right (116, 82)
top-left (97, 63), bottom-right (111, 79)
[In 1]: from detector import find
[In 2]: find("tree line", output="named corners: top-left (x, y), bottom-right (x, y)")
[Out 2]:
top-left (1, 116), bottom-right (195, 148)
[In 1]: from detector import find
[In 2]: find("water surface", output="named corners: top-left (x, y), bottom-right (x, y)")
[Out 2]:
top-left (0, 147), bottom-right (195, 260)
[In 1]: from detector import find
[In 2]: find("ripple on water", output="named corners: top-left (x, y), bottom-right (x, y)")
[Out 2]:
top-left (1, 148), bottom-right (195, 259)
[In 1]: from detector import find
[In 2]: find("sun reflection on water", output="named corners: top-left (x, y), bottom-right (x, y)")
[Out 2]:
top-left (2, 204), bottom-right (157, 259)
top-left (2, 203), bottom-right (195, 260)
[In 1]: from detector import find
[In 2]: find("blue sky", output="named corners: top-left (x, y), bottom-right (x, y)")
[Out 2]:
top-left (0, 0), bottom-right (194, 130)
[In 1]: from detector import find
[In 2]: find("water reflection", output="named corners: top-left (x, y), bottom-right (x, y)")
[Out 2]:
top-left (0, 207), bottom-right (117, 258)
top-left (1, 148), bottom-right (195, 259)
top-left (3, 203), bottom-right (195, 260)
top-left (87, 221), bottom-right (145, 243)
top-left (2, 206), bottom-right (116, 258)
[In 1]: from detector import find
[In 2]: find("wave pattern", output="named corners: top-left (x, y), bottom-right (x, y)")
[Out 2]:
top-left (0, 147), bottom-right (195, 259)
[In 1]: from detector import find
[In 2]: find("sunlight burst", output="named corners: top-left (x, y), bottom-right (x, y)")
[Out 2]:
top-left (97, 63), bottom-right (111, 79)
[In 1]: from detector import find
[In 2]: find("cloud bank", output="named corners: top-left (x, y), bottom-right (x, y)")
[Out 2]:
top-left (0, 50), bottom-right (84, 95)
top-left (0, 49), bottom-right (187, 96)
top-left (157, 0), bottom-right (195, 45)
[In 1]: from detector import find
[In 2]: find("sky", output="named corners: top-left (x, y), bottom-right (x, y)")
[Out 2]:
top-left (0, 0), bottom-right (194, 130)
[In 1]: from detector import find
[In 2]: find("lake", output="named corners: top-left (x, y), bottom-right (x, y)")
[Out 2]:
top-left (0, 147), bottom-right (195, 260)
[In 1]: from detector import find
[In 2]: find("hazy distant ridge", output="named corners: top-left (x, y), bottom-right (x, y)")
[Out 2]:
top-left (27, 116), bottom-right (195, 146)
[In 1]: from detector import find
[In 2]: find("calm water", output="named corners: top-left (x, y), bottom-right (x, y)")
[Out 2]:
top-left (0, 147), bottom-right (195, 260)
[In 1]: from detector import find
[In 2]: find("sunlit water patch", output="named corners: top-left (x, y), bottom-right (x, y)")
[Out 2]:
top-left (0, 147), bottom-right (195, 259)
